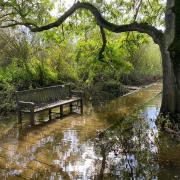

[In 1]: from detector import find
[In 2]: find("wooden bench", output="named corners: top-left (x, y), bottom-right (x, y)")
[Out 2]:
top-left (15, 84), bottom-right (83, 126)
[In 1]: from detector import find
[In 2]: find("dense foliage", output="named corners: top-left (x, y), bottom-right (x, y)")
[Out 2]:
top-left (0, 0), bottom-right (163, 113)
top-left (0, 28), bottom-right (161, 113)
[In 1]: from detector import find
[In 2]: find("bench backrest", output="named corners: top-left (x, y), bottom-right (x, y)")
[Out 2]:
top-left (16, 84), bottom-right (71, 106)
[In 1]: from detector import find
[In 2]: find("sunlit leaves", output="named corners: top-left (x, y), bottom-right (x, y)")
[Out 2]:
top-left (0, 0), bottom-right (54, 27)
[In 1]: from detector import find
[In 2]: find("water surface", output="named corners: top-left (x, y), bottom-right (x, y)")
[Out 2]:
top-left (0, 82), bottom-right (179, 179)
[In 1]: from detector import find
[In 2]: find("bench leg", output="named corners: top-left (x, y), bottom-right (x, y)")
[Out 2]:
top-left (30, 110), bottom-right (35, 126)
top-left (17, 110), bottom-right (22, 124)
top-left (70, 103), bottom-right (73, 114)
top-left (60, 105), bottom-right (63, 117)
top-left (80, 99), bottom-right (83, 114)
top-left (49, 109), bottom-right (52, 121)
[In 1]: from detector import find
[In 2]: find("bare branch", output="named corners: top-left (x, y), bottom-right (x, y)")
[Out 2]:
top-left (98, 26), bottom-right (107, 62)
top-left (133, 0), bottom-right (143, 21)
top-left (147, 0), bottom-right (153, 10)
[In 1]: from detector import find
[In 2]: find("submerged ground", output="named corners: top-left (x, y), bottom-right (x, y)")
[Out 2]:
top-left (0, 82), bottom-right (179, 179)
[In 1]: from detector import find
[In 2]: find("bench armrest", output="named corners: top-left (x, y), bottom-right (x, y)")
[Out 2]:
top-left (17, 101), bottom-right (35, 109)
top-left (71, 90), bottom-right (84, 98)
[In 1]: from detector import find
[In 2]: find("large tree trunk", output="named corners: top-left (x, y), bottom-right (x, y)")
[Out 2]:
top-left (160, 38), bottom-right (175, 115)
top-left (163, 0), bottom-right (180, 119)
top-left (160, 0), bottom-right (175, 116)
top-left (169, 0), bottom-right (180, 116)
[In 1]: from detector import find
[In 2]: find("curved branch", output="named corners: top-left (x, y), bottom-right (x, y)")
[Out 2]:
top-left (28, 2), bottom-right (163, 44)
top-left (98, 26), bottom-right (107, 62)
top-left (0, 1), bottom-right (164, 45)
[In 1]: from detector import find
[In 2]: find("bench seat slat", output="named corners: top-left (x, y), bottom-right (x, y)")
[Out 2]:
top-left (21, 97), bottom-right (81, 113)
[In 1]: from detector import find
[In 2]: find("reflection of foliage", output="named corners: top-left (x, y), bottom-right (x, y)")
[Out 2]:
top-left (157, 114), bottom-right (180, 134)
top-left (94, 113), bottom-right (159, 179)
top-left (157, 115), bottom-right (173, 129)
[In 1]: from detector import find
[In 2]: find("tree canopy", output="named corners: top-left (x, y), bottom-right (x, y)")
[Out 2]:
top-left (0, 0), bottom-right (165, 46)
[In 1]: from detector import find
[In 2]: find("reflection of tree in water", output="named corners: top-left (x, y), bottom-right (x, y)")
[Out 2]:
top-left (93, 113), bottom-right (159, 179)
top-left (157, 135), bottom-right (180, 179)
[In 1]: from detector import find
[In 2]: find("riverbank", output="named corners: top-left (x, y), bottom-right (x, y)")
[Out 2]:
top-left (85, 79), bottom-right (162, 106)
top-left (0, 79), bottom-right (162, 116)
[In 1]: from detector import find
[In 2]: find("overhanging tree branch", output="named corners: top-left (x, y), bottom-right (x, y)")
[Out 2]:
top-left (0, 1), bottom-right (164, 48)
top-left (27, 2), bottom-right (163, 44)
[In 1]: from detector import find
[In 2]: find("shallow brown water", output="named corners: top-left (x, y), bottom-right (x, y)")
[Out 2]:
top-left (0, 82), bottom-right (179, 179)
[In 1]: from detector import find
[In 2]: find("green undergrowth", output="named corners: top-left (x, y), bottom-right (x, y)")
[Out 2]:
top-left (0, 30), bottom-right (162, 114)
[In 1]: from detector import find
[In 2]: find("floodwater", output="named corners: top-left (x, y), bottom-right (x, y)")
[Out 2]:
top-left (0, 82), bottom-right (179, 179)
